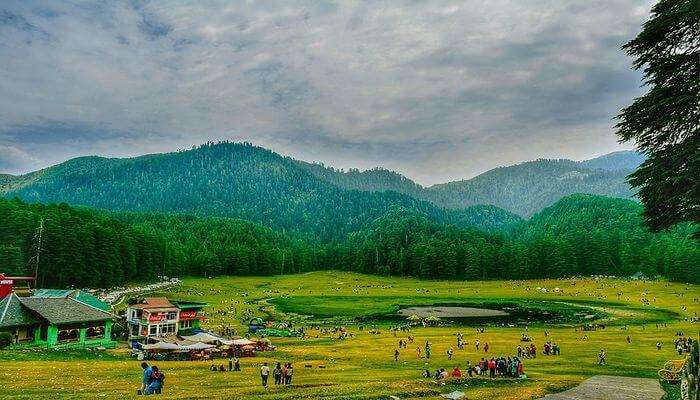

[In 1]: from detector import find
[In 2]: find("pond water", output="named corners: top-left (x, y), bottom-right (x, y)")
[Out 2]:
top-left (396, 306), bottom-right (509, 318)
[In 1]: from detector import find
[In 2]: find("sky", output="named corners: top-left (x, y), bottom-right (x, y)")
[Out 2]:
top-left (0, 0), bottom-right (652, 185)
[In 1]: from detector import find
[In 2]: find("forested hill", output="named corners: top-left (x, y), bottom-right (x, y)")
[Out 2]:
top-left (579, 150), bottom-right (645, 171)
top-left (512, 194), bottom-right (698, 281)
top-left (347, 195), bottom-right (698, 283)
top-left (1, 142), bottom-right (519, 241)
top-left (425, 159), bottom-right (635, 217)
top-left (297, 162), bottom-right (425, 199)
top-left (1, 194), bottom-right (696, 288)
top-left (298, 151), bottom-right (642, 217)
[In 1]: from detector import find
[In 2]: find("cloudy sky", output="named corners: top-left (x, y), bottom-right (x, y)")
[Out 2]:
top-left (0, 0), bottom-right (651, 185)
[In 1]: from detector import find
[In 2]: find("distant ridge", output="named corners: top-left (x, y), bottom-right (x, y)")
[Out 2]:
top-left (300, 151), bottom-right (643, 217)
top-left (0, 142), bottom-right (642, 231)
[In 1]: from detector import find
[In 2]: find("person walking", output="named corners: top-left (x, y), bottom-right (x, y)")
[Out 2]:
top-left (598, 349), bottom-right (606, 365)
top-left (260, 362), bottom-right (270, 388)
top-left (394, 349), bottom-right (400, 361)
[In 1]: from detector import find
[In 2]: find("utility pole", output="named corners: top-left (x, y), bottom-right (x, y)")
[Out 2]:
top-left (33, 218), bottom-right (44, 288)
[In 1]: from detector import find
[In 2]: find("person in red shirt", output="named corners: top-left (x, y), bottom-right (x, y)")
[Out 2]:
top-left (451, 366), bottom-right (462, 378)
top-left (488, 358), bottom-right (497, 378)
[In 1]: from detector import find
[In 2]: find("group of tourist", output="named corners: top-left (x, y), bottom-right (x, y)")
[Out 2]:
top-left (422, 356), bottom-right (526, 381)
top-left (260, 362), bottom-right (294, 388)
top-left (675, 336), bottom-right (694, 354)
top-left (139, 362), bottom-right (165, 396)
top-left (210, 356), bottom-right (241, 372)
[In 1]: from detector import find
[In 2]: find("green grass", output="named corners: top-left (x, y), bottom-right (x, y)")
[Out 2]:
top-left (2, 272), bottom-right (698, 399)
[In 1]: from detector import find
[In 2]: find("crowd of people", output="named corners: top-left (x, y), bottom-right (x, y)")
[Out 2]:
top-left (422, 355), bottom-right (526, 381)
top-left (675, 336), bottom-right (694, 355)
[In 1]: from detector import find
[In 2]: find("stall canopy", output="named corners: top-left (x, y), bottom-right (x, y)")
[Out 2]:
top-left (182, 332), bottom-right (225, 344)
top-left (232, 338), bottom-right (256, 346)
top-left (142, 341), bottom-right (215, 351)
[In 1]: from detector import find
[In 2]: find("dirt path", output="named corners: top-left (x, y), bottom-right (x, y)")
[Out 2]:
top-left (539, 375), bottom-right (665, 400)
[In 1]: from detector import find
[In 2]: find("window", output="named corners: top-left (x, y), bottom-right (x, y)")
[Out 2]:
top-left (180, 320), bottom-right (192, 329)
top-left (58, 329), bottom-right (79, 342)
top-left (86, 326), bottom-right (104, 339)
top-left (149, 325), bottom-right (157, 336)
top-left (167, 312), bottom-right (177, 320)
top-left (161, 323), bottom-right (177, 335)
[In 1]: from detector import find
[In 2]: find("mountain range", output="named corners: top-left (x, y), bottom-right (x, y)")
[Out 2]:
top-left (0, 142), bottom-right (642, 238)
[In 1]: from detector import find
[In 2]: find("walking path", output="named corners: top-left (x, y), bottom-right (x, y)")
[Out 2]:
top-left (539, 375), bottom-right (665, 400)
top-left (99, 278), bottom-right (181, 306)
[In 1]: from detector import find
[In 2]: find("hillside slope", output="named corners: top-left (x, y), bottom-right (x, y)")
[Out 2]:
top-left (300, 152), bottom-right (642, 217)
top-left (1, 142), bottom-right (519, 240)
top-left (425, 159), bottom-right (635, 217)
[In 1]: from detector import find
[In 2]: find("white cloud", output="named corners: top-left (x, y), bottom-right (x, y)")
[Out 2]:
top-left (0, 0), bottom-right (652, 183)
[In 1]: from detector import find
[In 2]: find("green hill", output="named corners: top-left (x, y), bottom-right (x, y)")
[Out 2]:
top-left (424, 159), bottom-right (635, 217)
top-left (299, 152), bottom-right (641, 217)
top-left (1, 142), bottom-right (520, 241)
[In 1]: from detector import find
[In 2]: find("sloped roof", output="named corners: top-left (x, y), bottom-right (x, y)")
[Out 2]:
top-left (70, 291), bottom-right (111, 312)
top-left (32, 289), bottom-right (74, 298)
top-left (129, 297), bottom-right (177, 310)
top-left (0, 293), bottom-right (39, 328)
top-left (32, 289), bottom-right (111, 312)
top-left (20, 298), bottom-right (114, 325)
top-left (171, 300), bottom-right (207, 310)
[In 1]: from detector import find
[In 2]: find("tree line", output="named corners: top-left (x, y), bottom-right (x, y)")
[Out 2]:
top-left (0, 194), bottom-right (696, 289)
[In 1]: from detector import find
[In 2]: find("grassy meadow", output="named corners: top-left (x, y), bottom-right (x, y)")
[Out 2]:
top-left (1, 271), bottom-right (699, 399)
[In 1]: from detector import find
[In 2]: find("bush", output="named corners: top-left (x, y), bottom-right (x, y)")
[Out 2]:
top-left (0, 332), bottom-right (14, 349)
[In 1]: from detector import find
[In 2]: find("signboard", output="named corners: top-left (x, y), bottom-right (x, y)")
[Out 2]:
top-left (179, 310), bottom-right (198, 320)
top-left (147, 313), bottom-right (167, 322)
top-left (0, 277), bottom-right (14, 299)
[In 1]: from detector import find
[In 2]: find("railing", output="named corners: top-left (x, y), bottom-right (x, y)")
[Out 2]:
top-left (681, 339), bottom-right (699, 400)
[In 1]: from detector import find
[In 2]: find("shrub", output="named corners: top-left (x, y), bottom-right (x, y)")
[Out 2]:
top-left (0, 332), bottom-right (14, 349)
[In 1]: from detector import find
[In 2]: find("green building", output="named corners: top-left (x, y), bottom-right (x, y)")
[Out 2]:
top-left (0, 290), bottom-right (116, 349)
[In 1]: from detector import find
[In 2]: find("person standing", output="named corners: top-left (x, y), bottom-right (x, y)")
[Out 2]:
top-left (394, 349), bottom-right (400, 361)
top-left (228, 356), bottom-right (233, 372)
top-left (273, 363), bottom-right (282, 385)
top-left (285, 363), bottom-right (293, 385)
top-left (260, 362), bottom-right (270, 388)
top-left (139, 362), bottom-right (152, 395)
top-left (234, 357), bottom-right (241, 371)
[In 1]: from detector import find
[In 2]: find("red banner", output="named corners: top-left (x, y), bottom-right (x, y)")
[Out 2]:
top-left (0, 279), bottom-right (13, 299)
top-left (179, 311), bottom-right (198, 320)
top-left (147, 313), bottom-right (166, 322)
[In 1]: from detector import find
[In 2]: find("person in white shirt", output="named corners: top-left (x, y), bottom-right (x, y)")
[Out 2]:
top-left (260, 362), bottom-right (270, 387)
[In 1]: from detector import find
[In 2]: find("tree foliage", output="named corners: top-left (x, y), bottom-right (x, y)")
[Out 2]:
top-left (1, 194), bottom-right (696, 289)
top-left (616, 0), bottom-right (699, 235)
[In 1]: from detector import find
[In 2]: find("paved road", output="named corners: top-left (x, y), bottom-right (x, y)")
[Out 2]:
top-left (539, 375), bottom-right (665, 400)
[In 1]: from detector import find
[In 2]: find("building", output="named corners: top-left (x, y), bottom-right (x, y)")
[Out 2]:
top-left (0, 274), bottom-right (35, 299)
top-left (0, 290), bottom-right (116, 349)
top-left (126, 297), bottom-right (206, 347)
